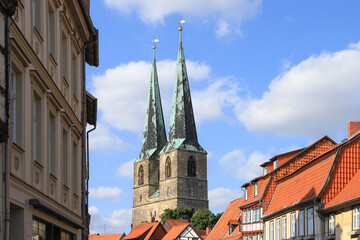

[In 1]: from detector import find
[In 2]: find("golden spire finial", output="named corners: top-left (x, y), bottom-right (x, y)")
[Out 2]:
top-left (178, 19), bottom-right (185, 31)
top-left (152, 38), bottom-right (159, 49)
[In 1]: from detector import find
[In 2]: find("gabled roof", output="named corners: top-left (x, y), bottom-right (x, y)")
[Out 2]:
top-left (123, 222), bottom-right (160, 240)
top-left (136, 49), bottom-right (167, 162)
top-left (163, 219), bottom-right (189, 231)
top-left (162, 223), bottom-right (191, 240)
top-left (264, 153), bottom-right (336, 216)
top-left (206, 198), bottom-right (242, 240)
top-left (89, 233), bottom-right (126, 240)
top-left (322, 167), bottom-right (360, 210)
top-left (260, 148), bottom-right (304, 167)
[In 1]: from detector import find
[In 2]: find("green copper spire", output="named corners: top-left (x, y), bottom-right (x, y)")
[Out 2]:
top-left (162, 26), bottom-right (205, 153)
top-left (136, 44), bottom-right (167, 162)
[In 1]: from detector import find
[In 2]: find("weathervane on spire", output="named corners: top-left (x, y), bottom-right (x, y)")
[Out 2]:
top-left (178, 19), bottom-right (185, 31)
top-left (152, 38), bottom-right (159, 49)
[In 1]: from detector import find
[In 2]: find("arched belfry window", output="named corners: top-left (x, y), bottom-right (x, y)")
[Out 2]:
top-left (138, 165), bottom-right (144, 185)
top-left (165, 157), bottom-right (171, 178)
top-left (188, 156), bottom-right (196, 177)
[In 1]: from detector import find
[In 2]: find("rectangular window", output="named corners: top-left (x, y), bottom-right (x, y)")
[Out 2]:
top-left (10, 70), bottom-right (22, 146)
top-left (298, 210), bottom-right (305, 236)
top-left (251, 209), bottom-right (255, 223)
top-left (273, 159), bottom-right (278, 169)
top-left (62, 129), bottom-right (68, 186)
top-left (257, 208), bottom-right (260, 222)
top-left (32, 218), bottom-right (48, 239)
top-left (244, 236), bottom-right (248, 240)
top-left (263, 166), bottom-right (268, 175)
top-left (254, 235), bottom-right (257, 240)
top-left (254, 181), bottom-right (259, 197)
top-left (275, 219), bottom-right (280, 240)
top-left (33, 93), bottom-right (42, 163)
top-left (270, 221), bottom-right (274, 240)
top-left (72, 53), bottom-right (77, 97)
top-left (49, 112), bottom-right (56, 175)
top-left (244, 210), bottom-right (247, 224)
top-left (329, 214), bottom-right (335, 235)
top-left (245, 186), bottom-right (248, 201)
top-left (32, 0), bottom-right (41, 32)
top-left (291, 213), bottom-right (296, 237)
top-left (282, 217), bottom-right (286, 240)
top-left (72, 142), bottom-right (78, 194)
top-left (307, 208), bottom-right (314, 235)
top-left (353, 207), bottom-right (359, 230)
top-left (48, 7), bottom-right (55, 57)
top-left (62, 32), bottom-right (68, 80)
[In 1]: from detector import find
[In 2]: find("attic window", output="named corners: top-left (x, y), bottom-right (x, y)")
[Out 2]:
top-left (244, 186), bottom-right (248, 201)
top-left (273, 159), bottom-right (278, 169)
top-left (263, 165), bottom-right (268, 175)
top-left (254, 181), bottom-right (258, 197)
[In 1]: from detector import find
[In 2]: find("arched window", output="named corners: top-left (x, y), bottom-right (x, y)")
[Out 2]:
top-left (188, 156), bottom-right (196, 177)
top-left (165, 157), bottom-right (171, 178)
top-left (138, 165), bottom-right (144, 185)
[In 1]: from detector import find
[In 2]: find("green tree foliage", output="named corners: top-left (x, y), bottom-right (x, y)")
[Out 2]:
top-left (160, 207), bottom-right (223, 230)
top-left (160, 207), bottom-right (194, 222)
top-left (190, 210), bottom-right (223, 230)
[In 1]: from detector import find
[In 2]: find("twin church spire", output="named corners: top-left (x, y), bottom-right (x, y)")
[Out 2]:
top-left (136, 26), bottom-right (205, 163)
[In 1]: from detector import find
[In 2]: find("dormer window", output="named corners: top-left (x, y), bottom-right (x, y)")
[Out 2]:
top-left (273, 159), bottom-right (278, 169)
top-left (244, 186), bottom-right (248, 201)
top-left (254, 181), bottom-right (258, 197)
top-left (263, 165), bottom-right (268, 175)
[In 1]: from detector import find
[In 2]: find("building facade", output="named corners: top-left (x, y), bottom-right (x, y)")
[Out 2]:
top-left (132, 27), bottom-right (208, 226)
top-left (0, 0), bottom-right (98, 239)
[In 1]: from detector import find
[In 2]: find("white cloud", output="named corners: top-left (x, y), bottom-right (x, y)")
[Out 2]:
top-left (104, 0), bottom-right (261, 37)
top-left (117, 160), bottom-right (134, 177)
top-left (209, 188), bottom-right (242, 212)
top-left (89, 206), bottom-right (132, 234)
top-left (89, 186), bottom-right (123, 202)
top-left (89, 124), bottom-right (131, 152)
top-left (92, 59), bottom-right (237, 133)
top-left (219, 149), bottom-right (269, 181)
top-left (235, 42), bottom-right (360, 137)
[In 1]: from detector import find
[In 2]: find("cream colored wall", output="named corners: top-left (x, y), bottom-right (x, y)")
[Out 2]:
top-left (324, 207), bottom-right (357, 240)
top-left (5, 0), bottom-right (92, 239)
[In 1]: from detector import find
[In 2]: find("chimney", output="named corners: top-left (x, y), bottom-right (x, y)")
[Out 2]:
top-left (206, 227), bottom-right (211, 235)
top-left (149, 217), bottom-right (155, 223)
top-left (348, 121), bottom-right (360, 138)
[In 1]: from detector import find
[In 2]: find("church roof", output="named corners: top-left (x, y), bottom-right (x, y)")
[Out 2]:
top-left (136, 48), bottom-right (167, 162)
top-left (161, 27), bottom-right (205, 154)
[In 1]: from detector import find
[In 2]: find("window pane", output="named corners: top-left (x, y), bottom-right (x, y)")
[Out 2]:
top-left (299, 210), bottom-right (304, 236)
top-left (307, 208), bottom-right (314, 235)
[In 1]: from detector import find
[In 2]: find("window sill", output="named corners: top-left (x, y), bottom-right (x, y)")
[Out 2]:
top-left (351, 229), bottom-right (360, 237)
top-left (12, 142), bottom-right (24, 154)
top-left (324, 235), bottom-right (335, 240)
top-left (34, 160), bottom-right (44, 169)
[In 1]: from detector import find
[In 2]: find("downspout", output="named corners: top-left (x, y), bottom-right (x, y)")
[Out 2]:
top-left (4, 14), bottom-right (10, 240)
top-left (86, 124), bottom-right (96, 224)
top-left (314, 199), bottom-right (324, 240)
top-left (82, 39), bottom-right (97, 240)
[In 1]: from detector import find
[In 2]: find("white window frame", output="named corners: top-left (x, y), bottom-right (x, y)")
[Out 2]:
top-left (307, 208), bottom-right (314, 235)
top-left (353, 207), bottom-right (359, 230)
top-left (275, 219), bottom-right (280, 240)
top-left (282, 217), bottom-right (286, 240)
top-left (245, 186), bottom-right (248, 201)
top-left (329, 214), bottom-right (335, 235)
top-left (291, 213), bottom-right (296, 238)
top-left (270, 221), bottom-right (274, 240)
top-left (263, 166), bottom-right (268, 175)
top-left (254, 181), bottom-right (259, 197)
top-left (298, 210), bottom-right (305, 236)
top-left (273, 159), bottom-right (278, 169)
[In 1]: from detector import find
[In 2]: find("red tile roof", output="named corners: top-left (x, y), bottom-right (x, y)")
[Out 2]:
top-left (206, 198), bottom-right (243, 240)
top-left (162, 224), bottom-right (193, 240)
top-left (264, 154), bottom-right (335, 216)
top-left (228, 220), bottom-right (238, 225)
top-left (240, 178), bottom-right (268, 208)
top-left (323, 168), bottom-right (360, 210)
top-left (89, 233), bottom-right (126, 240)
top-left (123, 222), bottom-right (159, 240)
top-left (221, 225), bottom-right (242, 240)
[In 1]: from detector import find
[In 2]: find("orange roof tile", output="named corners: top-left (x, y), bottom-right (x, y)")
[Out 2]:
top-left (323, 168), bottom-right (360, 210)
top-left (164, 219), bottom-right (189, 228)
top-left (240, 178), bottom-right (268, 208)
top-left (265, 154), bottom-right (335, 216)
top-left (228, 220), bottom-right (238, 225)
top-left (206, 198), bottom-right (243, 240)
top-left (162, 224), bottom-right (192, 240)
top-left (89, 233), bottom-right (126, 240)
top-left (222, 225), bottom-right (242, 240)
top-left (123, 222), bottom-right (158, 240)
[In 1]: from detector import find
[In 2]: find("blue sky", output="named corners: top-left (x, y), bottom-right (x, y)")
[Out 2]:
top-left (86, 0), bottom-right (360, 234)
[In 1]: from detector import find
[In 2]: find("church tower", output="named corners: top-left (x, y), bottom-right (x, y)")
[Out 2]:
top-left (132, 27), bottom-right (208, 226)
